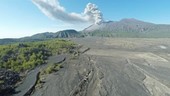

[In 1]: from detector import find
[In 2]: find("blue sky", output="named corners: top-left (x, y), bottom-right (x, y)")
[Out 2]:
top-left (0, 0), bottom-right (170, 38)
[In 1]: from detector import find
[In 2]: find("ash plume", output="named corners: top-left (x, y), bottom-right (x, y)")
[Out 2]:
top-left (32, 0), bottom-right (104, 24)
top-left (84, 3), bottom-right (103, 24)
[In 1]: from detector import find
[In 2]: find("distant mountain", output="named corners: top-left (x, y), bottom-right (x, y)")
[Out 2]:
top-left (29, 32), bottom-right (56, 39)
top-left (30, 29), bottom-right (81, 39)
top-left (0, 38), bottom-right (19, 45)
top-left (55, 30), bottom-right (82, 38)
top-left (0, 29), bottom-right (81, 45)
top-left (83, 18), bottom-right (170, 37)
top-left (2, 18), bottom-right (170, 45)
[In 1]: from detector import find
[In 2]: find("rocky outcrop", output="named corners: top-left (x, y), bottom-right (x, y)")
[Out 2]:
top-left (0, 69), bottom-right (20, 96)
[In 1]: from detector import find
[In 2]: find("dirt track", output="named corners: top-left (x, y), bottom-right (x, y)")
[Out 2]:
top-left (32, 37), bottom-right (170, 96)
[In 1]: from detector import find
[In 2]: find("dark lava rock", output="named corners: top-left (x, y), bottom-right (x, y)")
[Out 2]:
top-left (0, 68), bottom-right (20, 96)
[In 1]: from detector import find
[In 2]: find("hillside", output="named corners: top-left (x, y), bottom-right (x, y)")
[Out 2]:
top-left (55, 30), bottom-right (82, 38)
top-left (30, 29), bottom-right (81, 39)
top-left (83, 18), bottom-right (170, 37)
top-left (0, 39), bottom-right (76, 95)
top-left (0, 30), bottom-right (81, 45)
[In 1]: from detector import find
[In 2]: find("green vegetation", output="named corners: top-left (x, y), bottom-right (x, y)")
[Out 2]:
top-left (42, 63), bottom-right (63, 74)
top-left (35, 63), bottom-right (64, 89)
top-left (0, 39), bottom-right (76, 72)
top-left (45, 65), bottom-right (55, 74)
top-left (0, 80), bottom-right (4, 84)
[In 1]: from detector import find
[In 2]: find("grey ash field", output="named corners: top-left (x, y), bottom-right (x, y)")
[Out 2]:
top-left (32, 37), bottom-right (170, 96)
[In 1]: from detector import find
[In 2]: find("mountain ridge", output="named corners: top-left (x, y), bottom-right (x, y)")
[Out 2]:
top-left (1, 18), bottom-right (170, 45)
top-left (0, 29), bottom-right (81, 45)
top-left (83, 18), bottom-right (170, 37)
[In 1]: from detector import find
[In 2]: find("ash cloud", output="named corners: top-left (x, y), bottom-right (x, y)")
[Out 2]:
top-left (32, 0), bottom-right (104, 24)
top-left (84, 3), bottom-right (103, 24)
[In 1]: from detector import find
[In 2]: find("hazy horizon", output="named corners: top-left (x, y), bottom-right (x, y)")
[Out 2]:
top-left (1, 0), bottom-right (170, 38)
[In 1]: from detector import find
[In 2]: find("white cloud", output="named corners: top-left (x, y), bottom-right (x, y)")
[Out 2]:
top-left (32, 0), bottom-right (104, 24)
